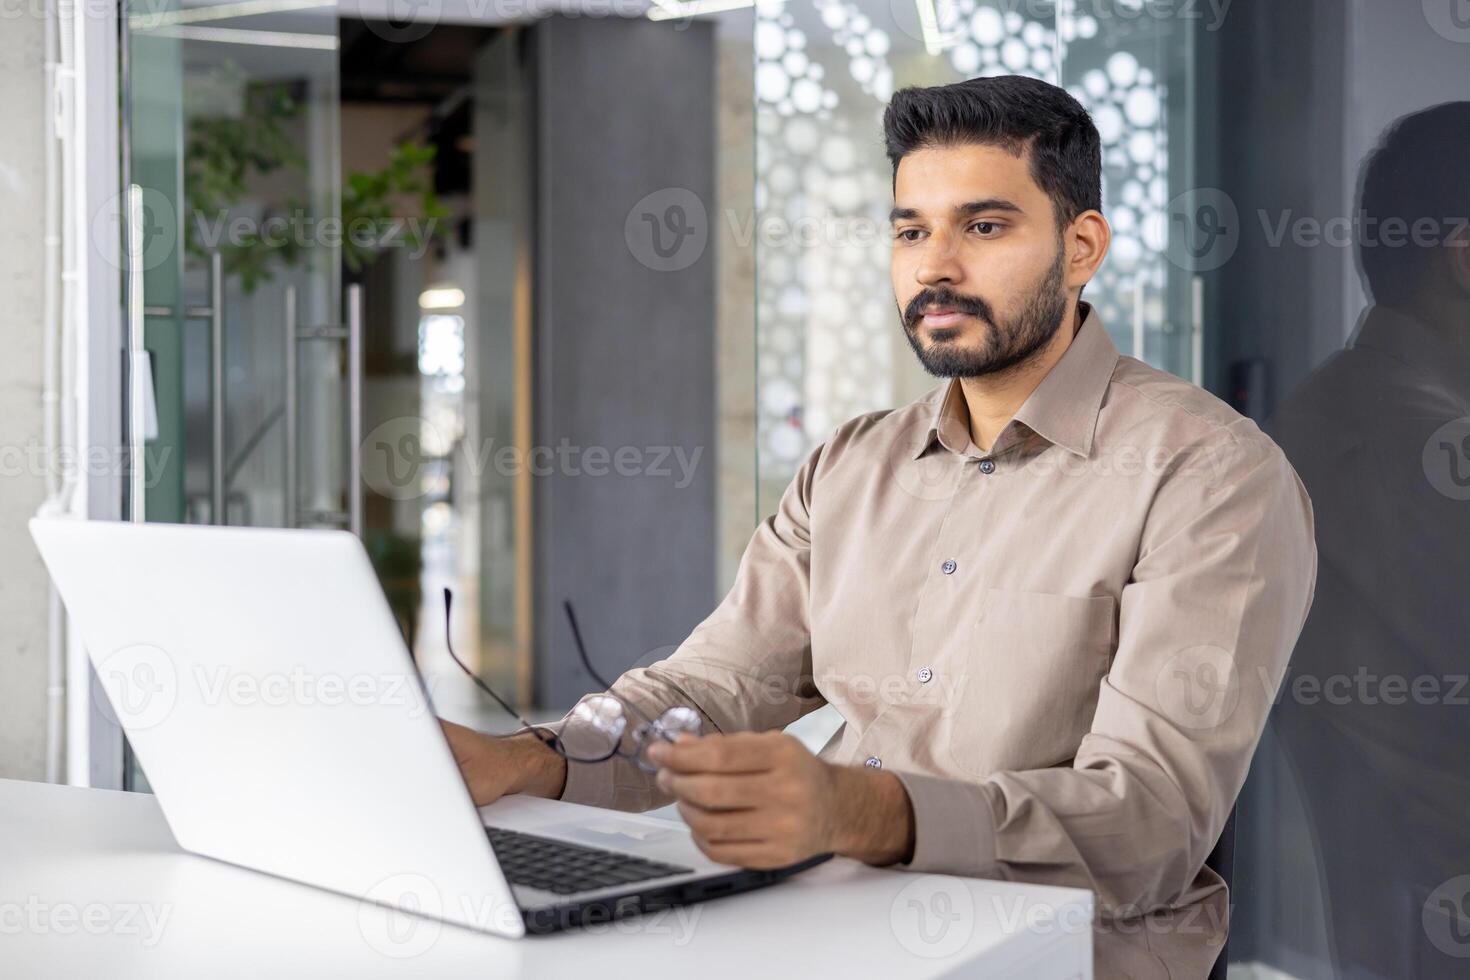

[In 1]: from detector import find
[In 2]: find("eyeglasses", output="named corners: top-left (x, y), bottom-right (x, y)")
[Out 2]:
top-left (438, 588), bottom-right (702, 772)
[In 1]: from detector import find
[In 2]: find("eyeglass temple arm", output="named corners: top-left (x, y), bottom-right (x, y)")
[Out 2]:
top-left (561, 599), bottom-right (616, 691)
top-left (563, 599), bottom-right (669, 731)
top-left (441, 588), bottom-right (557, 748)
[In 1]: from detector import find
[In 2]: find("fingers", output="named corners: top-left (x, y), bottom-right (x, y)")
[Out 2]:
top-left (678, 809), bottom-right (812, 869)
top-left (678, 798), bottom-right (806, 839)
top-left (650, 733), bottom-right (824, 871)
top-left (656, 770), bottom-right (770, 810)
top-left (675, 800), bottom-right (764, 843)
top-left (693, 841), bottom-right (800, 870)
top-left (646, 730), bottom-right (798, 774)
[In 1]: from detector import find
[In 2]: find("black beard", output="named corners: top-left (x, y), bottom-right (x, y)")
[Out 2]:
top-left (900, 245), bottom-right (1069, 379)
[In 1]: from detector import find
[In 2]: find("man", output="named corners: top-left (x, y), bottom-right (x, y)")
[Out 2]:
top-left (444, 75), bottom-right (1317, 978)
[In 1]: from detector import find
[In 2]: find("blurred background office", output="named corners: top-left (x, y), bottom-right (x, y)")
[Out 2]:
top-left (0, 1), bottom-right (1466, 976)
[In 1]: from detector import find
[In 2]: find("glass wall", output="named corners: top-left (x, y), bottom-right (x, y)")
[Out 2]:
top-left (126, 0), bottom-right (344, 530)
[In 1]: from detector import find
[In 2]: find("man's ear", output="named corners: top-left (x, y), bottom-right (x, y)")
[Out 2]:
top-left (1066, 210), bottom-right (1110, 293)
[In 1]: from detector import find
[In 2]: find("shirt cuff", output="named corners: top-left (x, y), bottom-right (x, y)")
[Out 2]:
top-left (514, 720), bottom-right (618, 807)
top-left (559, 754), bottom-right (619, 807)
top-left (891, 769), bottom-right (1002, 877)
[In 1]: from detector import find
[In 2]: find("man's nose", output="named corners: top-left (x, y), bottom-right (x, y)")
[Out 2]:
top-left (914, 230), bottom-right (965, 287)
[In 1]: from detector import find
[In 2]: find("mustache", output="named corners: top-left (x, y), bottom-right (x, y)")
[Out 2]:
top-left (903, 288), bottom-right (993, 328)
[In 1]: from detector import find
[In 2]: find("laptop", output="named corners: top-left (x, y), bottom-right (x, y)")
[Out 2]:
top-left (29, 518), bottom-right (825, 937)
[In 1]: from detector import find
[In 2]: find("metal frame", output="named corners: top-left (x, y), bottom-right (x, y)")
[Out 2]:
top-left (346, 284), bottom-right (363, 538)
top-left (78, 0), bottom-right (126, 790)
top-left (284, 286), bottom-right (298, 529)
top-left (283, 283), bottom-right (362, 535)
top-left (141, 250), bottom-right (227, 524)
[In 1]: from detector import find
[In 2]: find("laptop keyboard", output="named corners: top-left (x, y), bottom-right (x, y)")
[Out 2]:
top-left (486, 826), bottom-right (694, 896)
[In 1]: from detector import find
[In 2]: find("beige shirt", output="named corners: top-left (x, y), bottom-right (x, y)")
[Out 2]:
top-left (557, 302), bottom-right (1317, 978)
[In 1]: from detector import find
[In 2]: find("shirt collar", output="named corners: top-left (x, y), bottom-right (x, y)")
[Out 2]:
top-left (911, 301), bottom-right (1120, 460)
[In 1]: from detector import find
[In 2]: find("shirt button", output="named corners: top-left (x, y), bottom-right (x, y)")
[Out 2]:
top-left (864, 756), bottom-right (882, 769)
top-left (917, 666), bottom-right (933, 684)
top-left (941, 559), bottom-right (957, 575)
top-left (979, 459), bottom-right (996, 474)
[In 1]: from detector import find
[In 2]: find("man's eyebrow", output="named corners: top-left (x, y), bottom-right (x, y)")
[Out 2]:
top-left (888, 199), bottom-right (1025, 224)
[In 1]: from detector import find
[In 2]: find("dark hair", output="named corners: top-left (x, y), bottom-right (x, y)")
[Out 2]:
top-left (1355, 101), bottom-right (1470, 308)
top-left (882, 74), bottom-right (1102, 230)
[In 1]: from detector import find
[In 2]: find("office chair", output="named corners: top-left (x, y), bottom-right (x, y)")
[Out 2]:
top-left (1204, 806), bottom-right (1238, 980)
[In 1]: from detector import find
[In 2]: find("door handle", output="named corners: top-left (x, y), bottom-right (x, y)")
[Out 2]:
top-left (347, 284), bottom-right (363, 538)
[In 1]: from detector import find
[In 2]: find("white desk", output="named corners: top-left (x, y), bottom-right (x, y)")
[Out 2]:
top-left (0, 778), bottom-right (1092, 978)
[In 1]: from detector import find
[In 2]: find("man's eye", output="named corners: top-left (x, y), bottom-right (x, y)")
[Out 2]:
top-left (971, 221), bottom-right (1001, 235)
top-left (897, 229), bottom-right (924, 242)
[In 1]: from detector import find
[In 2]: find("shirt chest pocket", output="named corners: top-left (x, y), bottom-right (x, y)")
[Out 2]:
top-left (945, 588), bottom-right (1118, 777)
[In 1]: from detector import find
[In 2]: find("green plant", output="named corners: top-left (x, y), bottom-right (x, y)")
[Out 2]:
top-left (184, 77), bottom-right (445, 292)
top-left (342, 142), bottom-right (449, 275)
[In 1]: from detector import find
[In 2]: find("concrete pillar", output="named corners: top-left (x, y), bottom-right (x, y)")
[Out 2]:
top-left (0, 7), bottom-right (53, 780)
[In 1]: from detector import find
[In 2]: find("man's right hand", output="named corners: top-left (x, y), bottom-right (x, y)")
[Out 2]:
top-left (439, 719), bottom-right (569, 807)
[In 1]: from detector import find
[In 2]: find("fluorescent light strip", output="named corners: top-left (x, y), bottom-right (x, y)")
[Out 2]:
top-left (647, 0), bottom-right (755, 21)
top-left (144, 24), bottom-right (340, 49)
top-left (419, 287), bottom-right (467, 311)
top-left (129, 0), bottom-right (335, 31)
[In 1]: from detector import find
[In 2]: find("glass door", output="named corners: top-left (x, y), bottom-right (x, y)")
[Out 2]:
top-left (121, 0), bottom-right (344, 788)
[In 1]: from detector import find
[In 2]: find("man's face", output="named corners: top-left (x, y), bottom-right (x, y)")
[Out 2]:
top-left (889, 142), bottom-right (1071, 378)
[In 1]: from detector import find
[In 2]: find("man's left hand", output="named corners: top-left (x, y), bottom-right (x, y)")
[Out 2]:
top-left (646, 731), bottom-right (915, 869)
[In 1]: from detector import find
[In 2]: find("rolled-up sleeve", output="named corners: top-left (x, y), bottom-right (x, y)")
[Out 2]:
top-left (893, 426), bottom-right (1317, 914)
top-left (556, 441), bottom-right (829, 811)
